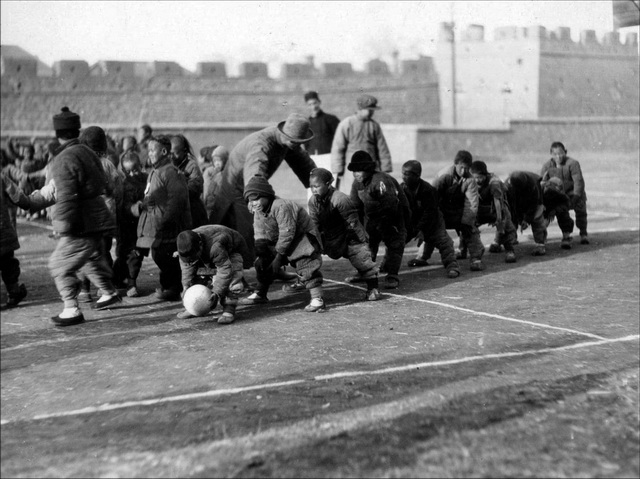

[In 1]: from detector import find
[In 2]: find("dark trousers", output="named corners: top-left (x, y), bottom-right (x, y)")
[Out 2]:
top-left (555, 196), bottom-right (588, 235)
top-left (1, 251), bottom-right (21, 288)
top-left (368, 218), bottom-right (407, 279)
top-left (149, 242), bottom-right (182, 292)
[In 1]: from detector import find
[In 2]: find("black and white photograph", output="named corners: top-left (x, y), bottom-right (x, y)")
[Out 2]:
top-left (1, 1), bottom-right (639, 477)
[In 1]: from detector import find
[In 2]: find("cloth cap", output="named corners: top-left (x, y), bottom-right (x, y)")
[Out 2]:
top-left (304, 90), bottom-right (320, 102)
top-left (356, 94), bottom-right (381, 110)
top-left (277, 113), bottom-right (314, 143)
top-left (53, 106), bottom-right (81, 131)
top-left (177, 230), bottom-right (201, 257)
top-left (470, 160), bottom-right (489, 176)
top-left (347, 150), bottom-right (376, 172)
top-left (310, 167), bottom-right (334, 184)
top-left (212, 145), bottom-right (229, 162)
top-left (402, 160), bottom-right (422, 177)
top-left (454, 150), bottom-right (473, 166)
top-left (243, 175), bottom-right (275, 201)
top-left (79, 126), bottom-right (108, 154)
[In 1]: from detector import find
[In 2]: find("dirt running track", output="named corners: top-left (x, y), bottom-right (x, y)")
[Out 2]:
top-left (1, 202), bottom-right (639, 477)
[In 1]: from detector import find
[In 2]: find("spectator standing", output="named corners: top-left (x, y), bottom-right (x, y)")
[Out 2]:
top-left (133, 135), bottom-right (191, 301)
top-left (304, 91), bottom-right (340, 156)
top-left (203, 145), bottom-right (229, 219)
top-left (331, 94), bottom-right (392, 192)
top-left (0, 173), bottom-right (28, 309)
top-left (170, 134), bottom-right (208, 228)
top-left (136, 124), bottom-right (153, 170)
top-left (540, 141), bottom-right (589, 249)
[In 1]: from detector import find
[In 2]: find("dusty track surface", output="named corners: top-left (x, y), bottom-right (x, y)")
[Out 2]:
top-left (2, 151), bottom-right (639, 477)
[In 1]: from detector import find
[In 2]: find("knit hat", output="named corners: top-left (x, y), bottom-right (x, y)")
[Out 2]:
top-left (347, 150), bottom-right (376, 172)
top-left (243, 175), bottom-right (275, 201)
top-left (277, 113), bottom-right (314, 143)
top-left (304, 90), bottom-right (320, 102)
top-left (53, 106), bottom-right (81, 131)
top-left (356, 94), bottom-right (381, 110)
top-left (212, 145), bottom-right (229, 162)
top-left (454, 150), bottom-right (473, 166)
top-left (310, 167), bottom-right (334, 184)
top-left (79, 126), bottom-right (108, 154)
top-left (470, 160), bottom-right (488, 176)
top-left (402, 160), bottom-right (422, 177)
top-left (177, 230), bottom-right (202, 258)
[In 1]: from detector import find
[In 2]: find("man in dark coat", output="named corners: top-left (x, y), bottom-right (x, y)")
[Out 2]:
top-left (304, 91), bottom-right (340, 156)
top-left (46, 107), bottom-right (121, 325)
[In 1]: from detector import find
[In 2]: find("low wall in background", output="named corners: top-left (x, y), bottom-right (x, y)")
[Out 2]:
top-left (3, 116), bottom-right (638, 171)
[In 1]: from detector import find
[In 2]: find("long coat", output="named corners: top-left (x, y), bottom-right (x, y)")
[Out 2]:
top-left (136, 158), bottom-right (191, 248)
top-left (331, 115), bottom-right (393, 175)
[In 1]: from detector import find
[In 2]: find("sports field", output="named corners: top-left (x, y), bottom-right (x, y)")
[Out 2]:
top-left (1, 150), bottom-right (638, 478)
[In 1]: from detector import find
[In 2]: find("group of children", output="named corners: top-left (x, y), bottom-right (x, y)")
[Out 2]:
top-left (171, 141), bottom-right (586, 324)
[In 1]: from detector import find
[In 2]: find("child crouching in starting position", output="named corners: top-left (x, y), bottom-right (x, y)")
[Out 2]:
top-left (308, 168), bottom-right (381, 300)
top-left (240, 175), bottom-right (325, 312)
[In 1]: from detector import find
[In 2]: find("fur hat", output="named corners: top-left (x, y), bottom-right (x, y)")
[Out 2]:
top-left (243, 175), bottom-right (275, 201)
top-left (402, 160), bottom-right (422, 177)
top-left (79, 126), bottom-right (108, 154)
top-left (53, 106), bottom-right (81, 131)
top-left (347, 150), bottom-right (376, 172)
top-left (277, 113), bottom-right (314, 143)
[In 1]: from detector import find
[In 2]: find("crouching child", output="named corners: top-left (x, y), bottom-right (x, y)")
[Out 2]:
top-left (176, 225), bottom-right (249, 324)
top-left (240, 175), bottom-right (325, 312)
top-left (308, 168), bottom-right (381, 301)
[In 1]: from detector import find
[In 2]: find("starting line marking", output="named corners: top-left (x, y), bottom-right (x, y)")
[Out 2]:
top-left (325, 279), bottom-right (607, 341)
top-left (2, 334), bottom-right (636, 425)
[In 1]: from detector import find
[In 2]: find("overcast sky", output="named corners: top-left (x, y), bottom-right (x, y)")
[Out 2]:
top-left (1, 1), bottom-right (638, 75)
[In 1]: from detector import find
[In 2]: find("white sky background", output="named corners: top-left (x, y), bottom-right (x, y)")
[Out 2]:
top-left (1, 1), bottom-right (638, 76)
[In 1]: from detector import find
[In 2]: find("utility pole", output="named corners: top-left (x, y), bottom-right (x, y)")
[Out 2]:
top-left (450, 2), bottom-right (457, 127)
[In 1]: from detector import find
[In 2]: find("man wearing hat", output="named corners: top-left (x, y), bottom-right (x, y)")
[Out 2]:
top-left (331, 93), bottom-right (392, 192)
top-left (304, 91), bottom-right (340, 156)
top-left (207, 113), bottom-right (318, 269)
top-left (347, 150), bottom-right (410, 289)
top-left (175, 225), bottom-right (249, 324)
top-left (46, 107), bottom-right (121, 325)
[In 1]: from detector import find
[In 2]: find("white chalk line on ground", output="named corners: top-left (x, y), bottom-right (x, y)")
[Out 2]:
top-left (1, 334), bottom-right (636, 425)
top-left (325, 279), bottom-right (607, 340)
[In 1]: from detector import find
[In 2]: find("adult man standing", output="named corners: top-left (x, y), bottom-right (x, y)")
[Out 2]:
top-left (304, 91), bottom-right (340, 156)
top-left (331, 93), bottom-right (392, 191)
top-left (136, 124), bottom-right (153, 170)
top-left (46, 107), bottom-right (121, 325)
top-left (208, 113), bottom-right (317, 268)
top-left (134, 135), bottom-right (191, 300)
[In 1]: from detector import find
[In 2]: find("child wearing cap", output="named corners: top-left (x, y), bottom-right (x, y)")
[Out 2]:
top-left (175, 225), bottom-right (249, 324)
top-left (240, 175), bottom-right (326, 312)
top-left (346, 150), bottom-right (411, 289)
top-left (308, 167), bottom-right (381, 301)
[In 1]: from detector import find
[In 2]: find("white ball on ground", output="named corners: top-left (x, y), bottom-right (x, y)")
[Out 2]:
top-left (182, 284), bottom-right (213, 317)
